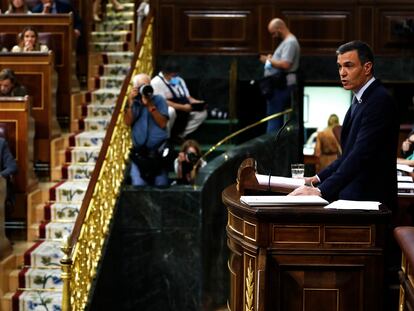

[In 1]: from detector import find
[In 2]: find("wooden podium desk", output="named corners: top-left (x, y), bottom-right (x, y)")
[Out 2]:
top-left (223, 184), bottom-right (391, 311)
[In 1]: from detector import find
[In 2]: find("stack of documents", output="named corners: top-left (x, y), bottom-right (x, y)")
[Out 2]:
top-left (324, 200), bottom-right (380, 210)
top-left (398, 182), bottom-right (414, 194)
top-left (397, 172), bottom-right (414, 196)
top-left (397, 164), bottom-right (414, 173)
top-left (240, 195), bottom-right (328, 206)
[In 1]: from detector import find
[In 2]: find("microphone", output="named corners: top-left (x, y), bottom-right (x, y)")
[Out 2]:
top-left (267, 117), bottom-right (293, 191)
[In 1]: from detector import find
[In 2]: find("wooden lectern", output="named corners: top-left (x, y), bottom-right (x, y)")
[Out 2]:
top-left (224, 158), bottom-right (391, 311)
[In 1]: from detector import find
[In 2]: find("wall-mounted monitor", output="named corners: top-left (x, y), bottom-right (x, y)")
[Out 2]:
top-left (303, 86), bottom-right (352, 130)
top-left (303, 86), bottom-right (352, 155)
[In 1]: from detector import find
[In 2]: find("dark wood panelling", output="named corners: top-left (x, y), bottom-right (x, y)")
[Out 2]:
top-left (155, 0), bottom-right (414, 56)
top-left (375, 9), bottom-right (414, 54)
top-left (177, 9), bottom-right (257, 53)
top-left (283, 10), bottom-right (353, 54)
top-left (358, 7), bottom-right (374, 47)
top-left (158, 5), bottom-right (174, 52)
top-left (259, 6), bottom-right (275, 51)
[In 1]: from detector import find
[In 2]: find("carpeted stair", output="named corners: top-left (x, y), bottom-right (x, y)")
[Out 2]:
top-left (0, 1), bottom-right (136, 310)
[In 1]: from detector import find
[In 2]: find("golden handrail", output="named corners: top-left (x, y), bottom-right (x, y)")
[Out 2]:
top-left (201, 108), bottom-right (293, 161)
top-left (61, 12), bottom-right (155, 311)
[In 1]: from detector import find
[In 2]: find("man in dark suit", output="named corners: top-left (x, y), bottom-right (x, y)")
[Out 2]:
top-left (290, 40), bottom-right (398, 210)
top-left (31, 0), bottom-right (82, 37)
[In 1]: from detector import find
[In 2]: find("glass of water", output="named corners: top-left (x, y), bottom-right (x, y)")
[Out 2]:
top-left (291, 163), bottom-right (305, 178)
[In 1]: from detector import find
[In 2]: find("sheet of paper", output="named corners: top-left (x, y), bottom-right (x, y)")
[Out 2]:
top-left (255, 174), bottom-right (305, 190)
top-left (324, 200), bottom-right (380, 210)
top-left (398, 182), bottom-right (414, 190)
top-left (397, 164), bottom-right (414, 173)
top-left (240, 195), bottom-right (328, 206)
top-left (398, 175), bottom-right (413, 182)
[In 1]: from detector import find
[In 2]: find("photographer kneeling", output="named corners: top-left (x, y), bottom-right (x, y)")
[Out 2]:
top-left (174, 139), bottom-right (206, 185)
top-left (124, 73), bottom-right (169, 186)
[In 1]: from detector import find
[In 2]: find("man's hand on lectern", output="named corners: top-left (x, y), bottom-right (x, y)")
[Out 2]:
top-left (288, 185), bottom-right (321, 196)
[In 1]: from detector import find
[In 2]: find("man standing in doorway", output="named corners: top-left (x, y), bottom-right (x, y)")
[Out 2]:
top-left (290, 40), bottom-right (398, 210)
top-left (259, 18), bottom-right (300, 133)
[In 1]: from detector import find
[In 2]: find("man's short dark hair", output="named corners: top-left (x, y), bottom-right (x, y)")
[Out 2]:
top-left (0, 68), bottom-right (17, 84)
top-left (336, 40), bottom-right (374, 66)
top-left (162, 59), bottom-right (180, 74)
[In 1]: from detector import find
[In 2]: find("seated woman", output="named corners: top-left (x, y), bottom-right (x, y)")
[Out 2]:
top-left (397, 131), bottom-right (414, 166)
top-left (11, 26), bottom-right (49, 52)
top-left (5, 0), bottom-right (31, 14)
top-left (174, 139), bottom-right (206, 185)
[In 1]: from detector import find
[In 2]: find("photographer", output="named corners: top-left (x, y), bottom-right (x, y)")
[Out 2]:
top-left (174, 139), bottom-right (206, 185)
top-left (124, 73), bottom-right (169, 186)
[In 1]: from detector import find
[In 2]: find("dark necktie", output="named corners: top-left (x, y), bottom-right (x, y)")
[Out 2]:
top-left (351, 96), bottom-right (359, 117)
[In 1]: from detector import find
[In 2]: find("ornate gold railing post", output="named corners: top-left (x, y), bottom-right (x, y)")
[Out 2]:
top-left (61, 236), bottom-right (73, 311)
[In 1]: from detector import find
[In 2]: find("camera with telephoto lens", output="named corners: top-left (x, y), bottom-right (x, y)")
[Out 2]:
top-left (186, 152), bottom-right (200, 165)
top-left (139, 84), bottom-right (154, 98)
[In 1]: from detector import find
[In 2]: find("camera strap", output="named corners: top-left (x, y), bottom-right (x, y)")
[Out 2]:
top-left (158, 74), bottom-right (187, 102)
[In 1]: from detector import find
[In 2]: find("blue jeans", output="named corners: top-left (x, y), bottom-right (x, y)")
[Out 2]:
top-left (130, 162), bottom-right (168, 186)
top-left (266, 86), bottom-right (294, 133)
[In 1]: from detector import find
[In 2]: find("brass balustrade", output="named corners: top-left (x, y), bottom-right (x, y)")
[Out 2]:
top-left (60, 13), bottom-right (155, 311)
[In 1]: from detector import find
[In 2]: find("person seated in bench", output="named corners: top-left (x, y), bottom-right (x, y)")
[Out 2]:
top-left (0, 68), bottom-right (27, 96)
top-left (151, 61), bottom-right (207, 144)
top-left (31, 0), bottom-right (82, 38)
top-left (4, 0), bottom-right (31, 14)
top-left (11, 26), bottom-right (49, 52)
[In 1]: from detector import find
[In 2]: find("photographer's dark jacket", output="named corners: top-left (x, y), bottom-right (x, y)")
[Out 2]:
top-left (131, 94), bottom-right (169, 149)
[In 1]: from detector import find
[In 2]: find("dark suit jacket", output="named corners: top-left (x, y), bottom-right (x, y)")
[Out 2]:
top-left (318, 79), bottom-right (398, 209)
top-left (31, 0), bottom-right (82, 32)
top-left (0, 138), bottom-right (17, 178)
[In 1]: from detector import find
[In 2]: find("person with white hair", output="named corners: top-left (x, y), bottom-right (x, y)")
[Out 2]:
top-left (124, 73), bottom-right (169, 186)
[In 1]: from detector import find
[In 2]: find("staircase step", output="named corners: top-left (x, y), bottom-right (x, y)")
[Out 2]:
top-left (31, 203), bottom-right (46, 225)
top-left (27, 224), bottom-right (40, 242)
top-left (66, 146), bottom-right (101, 163)
top-left (105, 11), bottom-right (134, 19)
top-left (15, 290), bottom-right (62, 311)
top-left (47, 202), bottom-right (81, 222)
top-left (91, 30), bottom-right (132, 43)
top-left (95, 76), bottom-right (126, 89)
top-left (53, 180), bottom-right (89, 203)
top-left (84, 104), bottom-right (115, 119)
top-left (90, 41), bottom-right (131, 53)
top-left (64, 163), bottom-right (96, 180)
top-left (8, 270), bottom-right (19, 293)
top-left (43, 222), bottom-right (75, 240)
top-left (70, 131), bottom-right (106, 148)
top-left (25, 241), bottom-right (63, 267)
top-left (83, 117), bottom-right (111, 132)
top-left (22, 268), bottom-right (62, 290)
top-left (106, 2), bottom-right (135, 12)
top-left (98, 64), bottom-right (130, 77)
top-left (1, 291), bottom-right (13, 311)
top-left (94, 21), bottom-right (133, 32)
top-left (101, 51), bottom-right (134, 64)
top-left (91, 88), bottom-right (122, 105)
